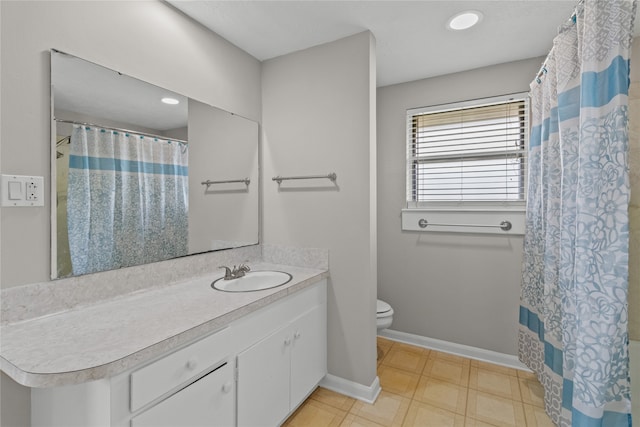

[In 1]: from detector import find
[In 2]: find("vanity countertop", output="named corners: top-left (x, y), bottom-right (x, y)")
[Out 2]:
top-left (0, 262), bottom-right (328, 388)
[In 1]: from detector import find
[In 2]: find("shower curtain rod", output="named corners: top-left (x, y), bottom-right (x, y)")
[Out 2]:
top-left (54, 118), bottom-right (188, 145)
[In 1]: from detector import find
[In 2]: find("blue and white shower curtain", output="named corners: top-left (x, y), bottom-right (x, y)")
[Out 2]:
top-left (519, 1), bottom-right (636, 426)
top-left (67, 125), bottom-right (188, 276)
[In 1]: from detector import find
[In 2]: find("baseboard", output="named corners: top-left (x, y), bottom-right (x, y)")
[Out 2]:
top-left (319, 374), bottom-right (381, 404)
top-left (379, 329), bottom-right (530, 371)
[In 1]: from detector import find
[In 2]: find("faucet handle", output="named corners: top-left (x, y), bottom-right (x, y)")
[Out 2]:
top-left (231, 263), bottom-right (250, 278)
top-left (219, 266), bottom-right (233, 280)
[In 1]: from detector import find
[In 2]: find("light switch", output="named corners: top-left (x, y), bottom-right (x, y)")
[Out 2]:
top-left (8, 181), bottom-right (23, 200)
top-left (1, 174), bottom-right (45, 207)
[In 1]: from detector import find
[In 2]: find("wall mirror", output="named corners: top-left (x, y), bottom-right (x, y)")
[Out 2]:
top-left (51, 49), bottom-right (259, 279)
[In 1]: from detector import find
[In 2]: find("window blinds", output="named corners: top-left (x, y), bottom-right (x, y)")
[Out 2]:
top-left (407, 97), bottom-right (528, 203)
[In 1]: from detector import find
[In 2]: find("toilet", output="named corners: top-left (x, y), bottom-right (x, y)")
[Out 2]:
top-left (376, 299), bottom-right (394, 360)
top-left (376, 299), bottom-right (394, 332)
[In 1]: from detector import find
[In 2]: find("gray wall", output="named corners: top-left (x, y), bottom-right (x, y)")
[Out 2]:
top-left (0, 1), bottom-right (261, 425)
top-left (262, 32), bottom-right (378, 388)
top-left (377, 57), bottom-right (544, 356)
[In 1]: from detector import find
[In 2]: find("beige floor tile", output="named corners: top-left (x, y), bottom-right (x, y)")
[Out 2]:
top-left (429, 350), bottom-right (471, 366)
top-left (470, 360), bottom-right (518, 377)
top-left (289, 342), bottom-right (546, 427)
top-left (423, 357), bottom-right (470, 387)
top-left (284, 399), bottom-right (347, 427)
top-left (311, 387), bottom-right (357, 411)
top-left (381, 346), bottom-right (429, 374)
top-left (378, 365), bottom-right (420, 398)
top-left (393, 342), bottom-right (431, 360)
top-left (402, 401), bottom-right (465, 427)
top-left (413, 376), bottom-right (467, 415)
top-left (377, 337), bottom-right (394, 362)
top-left (464, 417), bottom-right (505, 427)
top-left (466, 390), bottom-right (526, 427)
top-left (393, 342), bottom-right (430, 354)
top-left (519, 377), bottom-right (545, 408)
top-left (350, 391), bottom-right (411, 427)
top-left (469, 367), bottom-right (521, 401)
top-left (341, 414), bottom-right (387, 427)
top-left (516, 369), bottom-right (538, 381)
top-left (523, 404), bottom-right (555, 427)
top-left (377, 336), bottom-right (395, 350)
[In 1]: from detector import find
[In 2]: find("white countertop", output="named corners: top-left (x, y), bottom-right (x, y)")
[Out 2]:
top-left (0, 262), bottom-right (328, 388)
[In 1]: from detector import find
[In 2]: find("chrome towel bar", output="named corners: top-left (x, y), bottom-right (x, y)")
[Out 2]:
top-left (418, 219), bottom-right (512, 231)
top-left (272, 172), bottom-right (337, 185)
top-left (202, 178), bottom-right (250, 187)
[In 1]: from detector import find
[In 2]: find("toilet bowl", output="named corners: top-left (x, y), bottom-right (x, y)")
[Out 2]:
top-left (377, 299), bottom-right (394, 331)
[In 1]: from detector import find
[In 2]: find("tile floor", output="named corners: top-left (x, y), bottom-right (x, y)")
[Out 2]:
top-left (283, 337), bottom-right (554, 427)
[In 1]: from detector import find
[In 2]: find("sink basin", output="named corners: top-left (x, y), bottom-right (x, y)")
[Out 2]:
top-left (211, 271), bottom-right (293, 292)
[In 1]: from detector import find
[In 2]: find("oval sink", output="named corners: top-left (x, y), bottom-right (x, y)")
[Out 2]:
top-left (211, 271), bottom-right (293, 292)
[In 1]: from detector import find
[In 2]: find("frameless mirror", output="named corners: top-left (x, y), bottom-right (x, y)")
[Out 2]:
top-left (52, 49), bottom-right (259, 279)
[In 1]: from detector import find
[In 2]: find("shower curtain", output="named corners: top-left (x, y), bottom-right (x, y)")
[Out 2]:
top-left (67, 125), bottom-right (188, 276)
top-left (519, 1), bottom-right (637, 426)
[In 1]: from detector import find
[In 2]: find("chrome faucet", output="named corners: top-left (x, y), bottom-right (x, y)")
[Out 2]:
top-left (219, 263), bottom-right (251, 280)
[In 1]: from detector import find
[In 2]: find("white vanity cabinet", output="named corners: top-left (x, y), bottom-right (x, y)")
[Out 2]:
top-left (30, 278), bottom-right (327, 427)
top-left (289, 303), bottom-right (327, 407)
top-left (237, 303), bottom-right (326, 427)
top-left (130, 362), bottom-right (235, 427)
top-left (32, 326), bottom-right (233, 427)
top-left (237, 322), bottom-right (292, 426)
top-left (127, 325), bottom-right (235, 427)
top-left (129, 326), bottom-right (232, 412)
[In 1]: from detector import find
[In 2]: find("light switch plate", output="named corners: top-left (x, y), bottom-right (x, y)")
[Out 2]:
top-left (1, 175), bottom-right (45, 207)
top-left (8, 181), bottom-right (23, 200)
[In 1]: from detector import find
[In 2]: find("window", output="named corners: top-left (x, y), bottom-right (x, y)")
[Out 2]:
top-left (406, 94), bottom-right (528, 207)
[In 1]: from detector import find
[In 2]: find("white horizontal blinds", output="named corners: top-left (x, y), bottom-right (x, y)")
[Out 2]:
top-left (408, 98), bottom-right (527, 202)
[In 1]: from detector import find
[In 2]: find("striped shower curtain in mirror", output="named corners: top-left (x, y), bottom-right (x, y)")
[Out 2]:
top-left (519, 0), bottom-right (637, 426)
top-left (67, 125), bottom-right (188, 276)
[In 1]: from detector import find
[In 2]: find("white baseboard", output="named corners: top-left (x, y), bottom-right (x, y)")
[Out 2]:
top-left (319, 374), bottom-right (381, 404)
top-left (379, 329), bottom-right (530, 371)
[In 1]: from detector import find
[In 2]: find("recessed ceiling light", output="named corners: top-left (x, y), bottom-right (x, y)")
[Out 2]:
top-left (161, 97), bottom-right (180, 105)
top-left (447, 10), bottom-right (483, 31)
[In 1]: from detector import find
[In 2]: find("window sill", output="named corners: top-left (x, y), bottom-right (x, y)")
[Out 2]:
top-left (401, 207), bottom-right (525, 235)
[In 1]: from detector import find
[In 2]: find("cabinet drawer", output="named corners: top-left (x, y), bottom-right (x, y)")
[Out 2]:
top-left (130, 327), bottom-right (230, 411)
top-left (131, 362), bottom-right (235, 427)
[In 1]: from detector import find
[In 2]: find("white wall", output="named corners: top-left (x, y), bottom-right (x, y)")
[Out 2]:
top-left (262, 32), bottom-right (378, 389)
top-left (377, 57), bottom-right (544, 356)
top-left (0, 1), bottom-right (261, 425)
top-left (0, 0), bottom-right (261, 289)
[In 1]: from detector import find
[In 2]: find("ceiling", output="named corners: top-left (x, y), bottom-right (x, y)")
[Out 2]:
top-left (53, 50), bottom-right (188, 132)
top-left (166, 0), bottom-right (635, 87)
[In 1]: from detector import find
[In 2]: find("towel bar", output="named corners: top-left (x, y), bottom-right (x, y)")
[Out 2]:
top-left (202, 178), bottom-right (250, 187)
top-left (272, 173), bottom-right (337, 185)
top-left (418, 219), bottom-right (512, 231)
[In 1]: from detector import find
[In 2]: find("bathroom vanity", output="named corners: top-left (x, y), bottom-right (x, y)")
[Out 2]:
top-left (0, 260), bottom-right (328, 427)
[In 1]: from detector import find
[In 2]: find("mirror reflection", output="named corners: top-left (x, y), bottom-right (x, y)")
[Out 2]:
top-left (52, 50), bottom-right (259, 279)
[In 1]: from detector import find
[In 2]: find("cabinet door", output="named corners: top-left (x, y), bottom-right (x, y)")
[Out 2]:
top-left (290, 303), bottom-right (327, 408)
top-left (237, 325), bottom-right (291, 427)
top-left (131, 363), bottom-right (235, 427)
